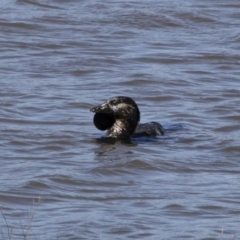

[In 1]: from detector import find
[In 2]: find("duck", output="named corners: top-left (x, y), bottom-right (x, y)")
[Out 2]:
top-left (90, 96), bottom-right (164, 139)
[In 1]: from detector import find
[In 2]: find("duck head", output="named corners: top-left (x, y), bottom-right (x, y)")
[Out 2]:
top-left (90, 96), bottom-right (140, 138)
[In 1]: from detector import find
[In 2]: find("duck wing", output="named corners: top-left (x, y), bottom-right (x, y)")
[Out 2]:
top-left (132, 121), bottom-right (164, 137)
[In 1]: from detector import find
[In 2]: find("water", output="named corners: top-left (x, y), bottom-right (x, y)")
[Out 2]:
top-left (1, 0), bottom-right (240, 239)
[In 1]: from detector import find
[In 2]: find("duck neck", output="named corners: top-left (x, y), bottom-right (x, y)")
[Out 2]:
top-left (106, 118), bottom-right (137, 138)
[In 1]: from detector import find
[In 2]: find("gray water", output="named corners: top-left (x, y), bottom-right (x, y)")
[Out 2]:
top-left (1, 0), bottom-right (240, 239)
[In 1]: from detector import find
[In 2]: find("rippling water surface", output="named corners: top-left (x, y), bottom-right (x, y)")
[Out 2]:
top-left (1, 0), bottom-right (240, 239)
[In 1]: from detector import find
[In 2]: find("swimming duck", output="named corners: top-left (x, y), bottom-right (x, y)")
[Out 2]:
top-left (90, 96), bottom-right (164, 139)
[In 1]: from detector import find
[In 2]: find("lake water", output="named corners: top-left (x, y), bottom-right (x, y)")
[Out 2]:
top-left (1, 0), bottom-right (240, 239)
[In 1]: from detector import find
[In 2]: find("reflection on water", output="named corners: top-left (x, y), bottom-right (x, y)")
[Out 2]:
top-left (1, 0), bottom-right (240, 239)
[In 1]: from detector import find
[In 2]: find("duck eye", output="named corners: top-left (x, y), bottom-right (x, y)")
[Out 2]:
top-left (110, 99), bottom-right (117, 105)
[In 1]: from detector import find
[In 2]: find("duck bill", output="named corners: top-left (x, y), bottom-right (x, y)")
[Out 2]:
top-left (90, 102), bottom-right (112, 114)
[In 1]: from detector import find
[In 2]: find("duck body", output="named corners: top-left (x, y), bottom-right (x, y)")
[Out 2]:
top-left (90, 96), bottom-right (164, 139)
top-left (133, 121), bottom-right (164, 137)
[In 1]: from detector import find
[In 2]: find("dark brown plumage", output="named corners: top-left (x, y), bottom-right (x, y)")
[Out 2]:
top-left (90, 96), bottom-right (164, 139)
